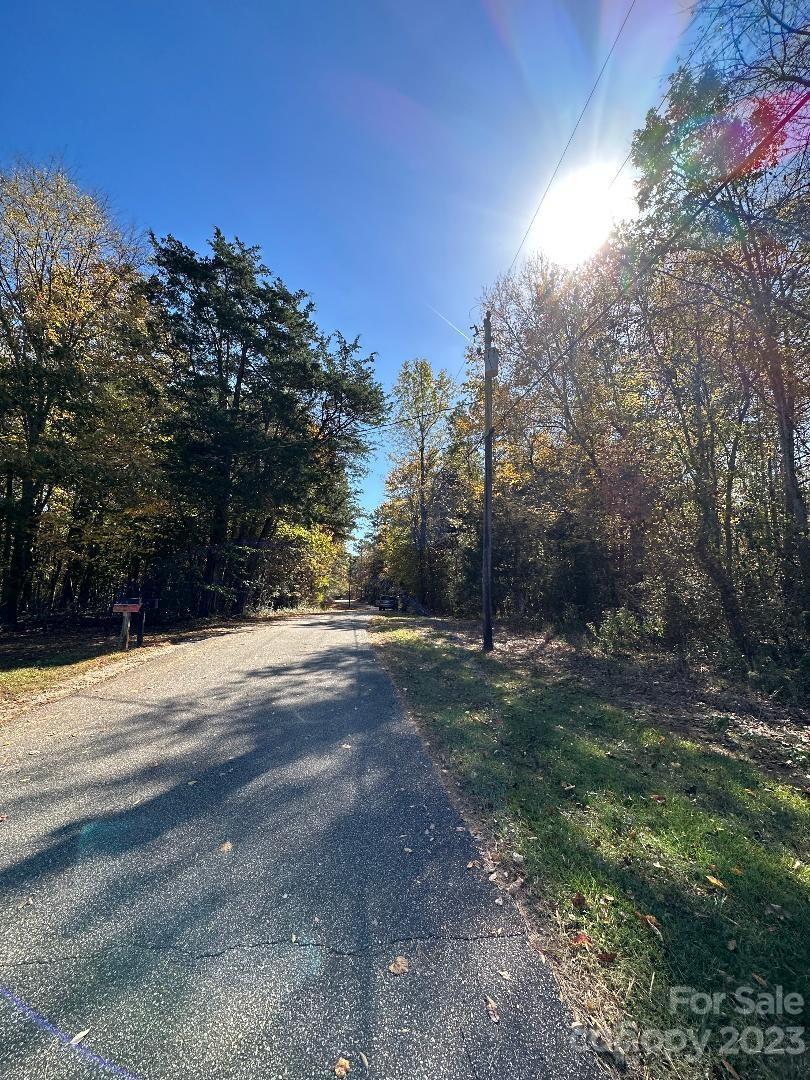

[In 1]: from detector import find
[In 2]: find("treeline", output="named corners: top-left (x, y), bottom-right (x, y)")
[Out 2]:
top-left (0, 166), bottom-right (385, 627)
top-left (363, 0), bottom-right (810, 690)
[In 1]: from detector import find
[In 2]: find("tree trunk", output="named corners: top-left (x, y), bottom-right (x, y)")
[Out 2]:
top-left (2, 477), bottom-right (36, 627)
top-left (766, 340), bottom-right (810, 619)
top-left (694, 492), bottom-right (752, 661)
top-left (417, 441), bottom-right (427, 604)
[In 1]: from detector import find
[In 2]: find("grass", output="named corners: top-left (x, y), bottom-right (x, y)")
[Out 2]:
top-left (0, 628), bottom-right (124, 705)
top-left (370, 616), bottom-right (810, 1079)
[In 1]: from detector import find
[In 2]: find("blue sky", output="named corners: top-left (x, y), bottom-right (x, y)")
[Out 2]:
top-left (3, 0), bottom-right (691, 518)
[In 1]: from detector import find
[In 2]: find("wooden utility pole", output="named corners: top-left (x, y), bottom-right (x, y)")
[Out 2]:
top-left (482, 310), bottom-right (496, 652)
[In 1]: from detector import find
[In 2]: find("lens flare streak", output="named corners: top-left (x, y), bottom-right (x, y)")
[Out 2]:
top-left (0, 985), bottom-right (142, 1080)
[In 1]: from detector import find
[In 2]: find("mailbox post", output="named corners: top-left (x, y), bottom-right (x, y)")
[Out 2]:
top-left (112, 599), bottom-right (144, 651)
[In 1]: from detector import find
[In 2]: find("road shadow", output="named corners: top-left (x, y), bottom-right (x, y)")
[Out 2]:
top-left (0, 615), bottom-right (577, 1078)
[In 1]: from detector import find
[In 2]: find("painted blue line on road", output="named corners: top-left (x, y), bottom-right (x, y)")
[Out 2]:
top-left (0, 985), bottom-right (142, 1079)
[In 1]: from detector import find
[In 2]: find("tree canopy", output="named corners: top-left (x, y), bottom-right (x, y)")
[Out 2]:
top-left (0, 166), bottom-right (385, 625)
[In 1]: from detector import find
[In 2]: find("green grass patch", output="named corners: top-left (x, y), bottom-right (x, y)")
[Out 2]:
top-left (0, 629), bottom-right (122, 704)
top-left (371, 618), bottom-right (810, 1079)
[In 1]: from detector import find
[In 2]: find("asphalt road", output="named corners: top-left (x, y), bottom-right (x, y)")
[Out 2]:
top-left (0, 611), bottom-right (595, 1079)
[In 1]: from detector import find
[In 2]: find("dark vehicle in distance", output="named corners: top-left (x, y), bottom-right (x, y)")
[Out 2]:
top-left (378, 595), bottom-right (398, 612)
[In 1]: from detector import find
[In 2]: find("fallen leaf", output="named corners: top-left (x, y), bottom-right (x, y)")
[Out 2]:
top-left (0, 815), bottom-right (8, 823)
top-left (635, 912), bottom-right (663, 940)
top-left (706, 875), bottom-right (727, 890)
top-left (727, 939), bottom-right (737, 951)
top-left (511, 851), bottom-right (525, 865)
top-left (720, 1057), bottom-right (741, 1078)
top-left (466, 859), bottom-right (480, 869)
top-left (730, 867), bottom-right (744, 876)
top-left (751, 973), bottom-right (767, 987)
top-left (358, 1051), bottom-right (369, 1069)
top-left (497, 970), bottom-right (511, 980)
top-left (484, 995), bottom-right (500, 1022)
top-left (572, 892), bottom-right (587, 910)
top-left (650, 794), bottom-right (666, 804)
top-left (70, 1029), bottom-right (90, 1047)
top-left (335, 1056), bottom-right (351, 1077)
top-left (403, 847), bottom-right (412, 854)
top-left (597, 951), bottom-right (616, 966)
top-left (570, 932), bottom-right (593, 947)
top-left (388, 955), bottom-right (409, 975)
top-left (494, 897), bottom-right (504, 906)
top-left (186, 780), bottom-right (197, 786)
top-left (218, 841), bottom-right (233, 854)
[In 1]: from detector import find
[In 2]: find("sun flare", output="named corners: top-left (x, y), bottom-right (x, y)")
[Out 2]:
top-left (530, 161), bottom-right (638, 268)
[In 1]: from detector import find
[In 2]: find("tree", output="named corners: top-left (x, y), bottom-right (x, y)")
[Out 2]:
top-left (0, 163), bottom-right (153, 626)
top-left (149, 229), bottom-right (385, 615)
top-left (633, 10), bottom-right (810, 632)
top-left (386, 359), bottom-right (454, 607)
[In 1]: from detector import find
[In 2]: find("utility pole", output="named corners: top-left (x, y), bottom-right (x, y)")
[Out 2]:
top-left (482, 310), bottom-right (497, 652)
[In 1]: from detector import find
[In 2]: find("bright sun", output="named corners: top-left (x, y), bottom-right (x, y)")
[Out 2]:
top-left (530, 161), bottom-right (638, 268)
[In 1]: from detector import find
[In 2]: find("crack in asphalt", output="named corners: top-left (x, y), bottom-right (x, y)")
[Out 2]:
top-left (0, 928), bottom-right (527, 968)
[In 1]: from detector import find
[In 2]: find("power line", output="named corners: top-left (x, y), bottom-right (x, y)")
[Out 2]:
top-left (374, 8), bottom-right (807, 449)
top-left (606, 2), bottom-right (726, 192)
top-left (491, 88), bottom-right (810, 437)
top-left (508, 0), bottom-right (639, 274)
top-left (453, 3), bottom-right (719, 408)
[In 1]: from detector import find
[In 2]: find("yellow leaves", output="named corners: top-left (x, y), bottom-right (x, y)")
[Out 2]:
top-left (497, 460), bottom-right (531, 489)
top-left (334, 1056), bottom-right (351, 1076)
top-left (484, 995), bottom-right (500, 1022)
top-left (387, 955), bottom-right (409, 975)
top-left (705, 875), bottom-right (727, 891)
